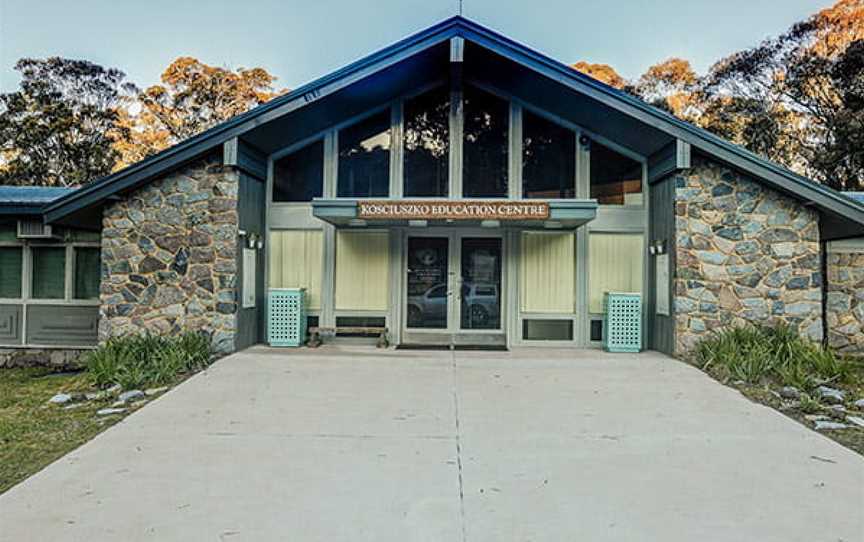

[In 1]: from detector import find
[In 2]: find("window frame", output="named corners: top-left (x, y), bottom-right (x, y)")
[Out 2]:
top-left (270, 135), bottom-right (327, 205)
top-left (0, 237), bottom-right (101, 306)
top-left (266, 78), bottom-right (648, 205)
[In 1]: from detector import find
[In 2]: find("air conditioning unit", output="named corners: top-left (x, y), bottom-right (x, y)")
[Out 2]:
top-left (17, 220), bottom-right (53, 239)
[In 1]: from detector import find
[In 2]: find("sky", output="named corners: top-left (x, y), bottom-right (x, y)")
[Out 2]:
top-left (0, 0), bottom-right (833, 93)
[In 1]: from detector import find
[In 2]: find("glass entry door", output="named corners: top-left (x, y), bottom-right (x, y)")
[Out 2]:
top-left (404, 232), bottom-right (505, 346)
top-left (406, 237), bottom-right (450, 329)
top-left (460, 238), bottom-right (502, 331)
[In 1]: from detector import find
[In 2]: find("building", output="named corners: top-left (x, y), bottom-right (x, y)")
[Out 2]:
top-left (2, 17), bottom-right (864, 364)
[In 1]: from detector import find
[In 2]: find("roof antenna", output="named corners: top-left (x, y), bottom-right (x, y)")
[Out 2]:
top-left (458, 0), bottom-right (463, 16)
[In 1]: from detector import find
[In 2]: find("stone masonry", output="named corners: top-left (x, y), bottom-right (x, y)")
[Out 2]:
top-left (826, 250), bottom-right (864, 354)
top-left (100, 154), bottom-right (240, 353)
top-left (674, 157), bottom-right (823, 355)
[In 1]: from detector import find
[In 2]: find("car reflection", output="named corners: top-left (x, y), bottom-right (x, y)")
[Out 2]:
top-left (407, 281), bottom-right (500, 328)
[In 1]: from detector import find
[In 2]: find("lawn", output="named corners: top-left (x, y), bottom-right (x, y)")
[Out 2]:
top-left (0, 368), bottom-right (122, 495)
top-left (0, 332), bottom-right (214, 495)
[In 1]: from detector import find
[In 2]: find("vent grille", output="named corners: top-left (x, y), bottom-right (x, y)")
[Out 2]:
top-left (17, 220), bottom-right (53, 239)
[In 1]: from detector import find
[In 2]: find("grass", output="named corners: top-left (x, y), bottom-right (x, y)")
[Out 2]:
top-left (1, 332), bottom-right (215, 495)
top-left (693, 324), bottom-right (864, 455)
top-left (0, 368), bottom-right (118, 495)
top-left (86, 332), bottom-right (212, 390)
top-left (695, 324), bottom-right (851, 389)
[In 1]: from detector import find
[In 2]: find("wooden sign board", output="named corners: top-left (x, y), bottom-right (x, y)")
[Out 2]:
top-left (357, 200), bottom-right (550, 221)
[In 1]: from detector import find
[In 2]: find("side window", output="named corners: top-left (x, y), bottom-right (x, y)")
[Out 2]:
top-left (73, 247), bottom-right (100, 299)
top-left (273, 140), bottom-right (324, 202)
top-left (462, 85), bottom-right (509, 197)
top-left (403, 87), bottom-right (450, 197)
top-left (31, 247), bottom-right (65, 299)
top-left (337, 111), bottom-right (391, 197)
top-left (0, 247), bottom-right (22, 298)
top-left (522, 111), bottom-right (576, 199)
top-left (590, 142), bottom-right (643, 206)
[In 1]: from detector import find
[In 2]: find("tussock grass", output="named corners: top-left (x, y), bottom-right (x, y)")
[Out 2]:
top-left (695, 324), bottom-right (851, 389)
top-left (85, 332), bottom-right (213, 390)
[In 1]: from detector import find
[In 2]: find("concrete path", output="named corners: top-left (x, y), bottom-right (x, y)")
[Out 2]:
top-left (1, 347), bottom-right (862, 541)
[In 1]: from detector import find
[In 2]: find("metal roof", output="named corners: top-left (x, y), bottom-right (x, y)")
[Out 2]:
top-left (844, 192), bottom-right (864, 204)
top-left (41, 16), bottom-right (864, 236)
top-left (0, 186), bottom-right (77, 203)
top-left (0, 186), bottom-right (78, 216)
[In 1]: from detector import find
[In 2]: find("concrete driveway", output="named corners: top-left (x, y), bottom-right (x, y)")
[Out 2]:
top-left (1, 347), bottom-right (862, 541)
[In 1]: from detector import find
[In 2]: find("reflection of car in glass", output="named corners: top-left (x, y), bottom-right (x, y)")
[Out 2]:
top-left (407, 283), bottom-right (448, 327)
top-left (460, 281), bottom-right (499, 327)
top-left (407, 281), bottom-right (501, 328)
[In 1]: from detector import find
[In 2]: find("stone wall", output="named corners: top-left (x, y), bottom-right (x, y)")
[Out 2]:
top-left (100, 154), bottom-right (239, 353)
top-left (0, 348), bottom-right (87, 370)
top-left (674, 157), bottom-right (823, 355)
top-left (826, 250), bottom-right (864, 354)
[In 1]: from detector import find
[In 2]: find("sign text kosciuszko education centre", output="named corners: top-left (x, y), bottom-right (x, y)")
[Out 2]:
top-left (357, 200), bottom-right (550, 220)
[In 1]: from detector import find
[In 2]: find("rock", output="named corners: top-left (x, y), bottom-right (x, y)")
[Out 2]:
top-left (85, 391), bottom-right (105, 401)
top-left (805, 415), bottom-right (829, 421)
top-left (828, 406), bottom-right (847, 420)
top-left (130, 400), bottom-right (148, 408)
top-left (846, 416), bottom-right (864, 428)
top-left (107, 384), bottom-right (122, 394)
top-left (814, 420), bottom-right (849, 431)
top-left (854, 399), bottom-right (864, 409)
top-left (145, 386), bottom-right (169, 396)
top-left (111, 400), bottom-right (126, 408)
top-left (97, 408), bottom-right (126, 416)
top-left (49, 393), bottom-right (72, 404)
top-left (779, 386), bottom-right (800, 400)
top-left (118, 390), bottom-right (145, 402)
top-left (817, 386), bottom-right (846, 405)
top-left (63, 403), bottom-right (83, 410)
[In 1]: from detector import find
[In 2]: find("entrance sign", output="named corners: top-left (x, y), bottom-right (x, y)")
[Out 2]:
top-left (358, 200), bottom-right (550, 220)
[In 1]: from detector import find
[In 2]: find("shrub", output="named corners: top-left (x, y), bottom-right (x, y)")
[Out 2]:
top-left (695, 324), bottom-right (851, 389)
top-left (85, 332), bottom-right (213, 390)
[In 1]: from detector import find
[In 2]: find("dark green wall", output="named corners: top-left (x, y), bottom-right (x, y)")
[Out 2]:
top-left (235, 171), bottom-right (266, 350)
top-left (647, 175), bottom-right (676, 355)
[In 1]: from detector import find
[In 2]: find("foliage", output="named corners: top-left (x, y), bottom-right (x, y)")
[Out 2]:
top-left (695, 324), bottom-right (851, 388)
top-left (85, 332), bottom-right (213, 390)
top-left (574, 0), bottom-right (864, 191)
top-left (126, 57), bottom-right (281, 161)
top-left (0, 58), bottom-right (136, 187)
top-left (571, 61), bottom-right (626, 89)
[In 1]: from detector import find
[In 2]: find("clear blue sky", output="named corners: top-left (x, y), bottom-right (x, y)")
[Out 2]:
top-left (0, 0), bottom-right (831, 93)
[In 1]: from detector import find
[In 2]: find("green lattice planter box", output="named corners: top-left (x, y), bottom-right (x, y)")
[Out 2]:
top-left (602, 292), bottom-right (642, 353)
top-left (267, 288), bottom-right (307, 347)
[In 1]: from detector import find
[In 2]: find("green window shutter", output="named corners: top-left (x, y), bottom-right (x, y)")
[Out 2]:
top-left (32, 247), bottom-right (66, 299)
top-left (74, 247), bottom-right (100, 299)
top-left (0, 247), bottom-right (23, 298)
top-left (0, 225), bottom-right (17, 242)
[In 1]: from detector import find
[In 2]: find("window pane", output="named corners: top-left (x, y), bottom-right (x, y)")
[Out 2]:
top-left (588, 233), bottom-right (643, 313)
top-left (590, 142), bottom-right (643, 205)
top-left (273, 140), bottom-right (324, 202)
top-left (463, 86), bottom-right (508, 197)
top-left (0, 247), bottom-right (22, 298)
top-left (0, 224), bottom-right (16, 242)
top-left (32, 247), bottom-right (65, 299)
top-left (338, 111), bottom-right (391, 197)
top-left (403, 87), bottom-right (450, 197)
top-left (74, 247), bottom-right (100, 300)
top-left (522, 111), bottom-right (575, 199)
top-left (523, 319), bottom-right (573, 341)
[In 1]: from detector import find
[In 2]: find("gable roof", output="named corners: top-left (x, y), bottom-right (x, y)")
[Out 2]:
top-left (43, 16), bottom-right (864, 236)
